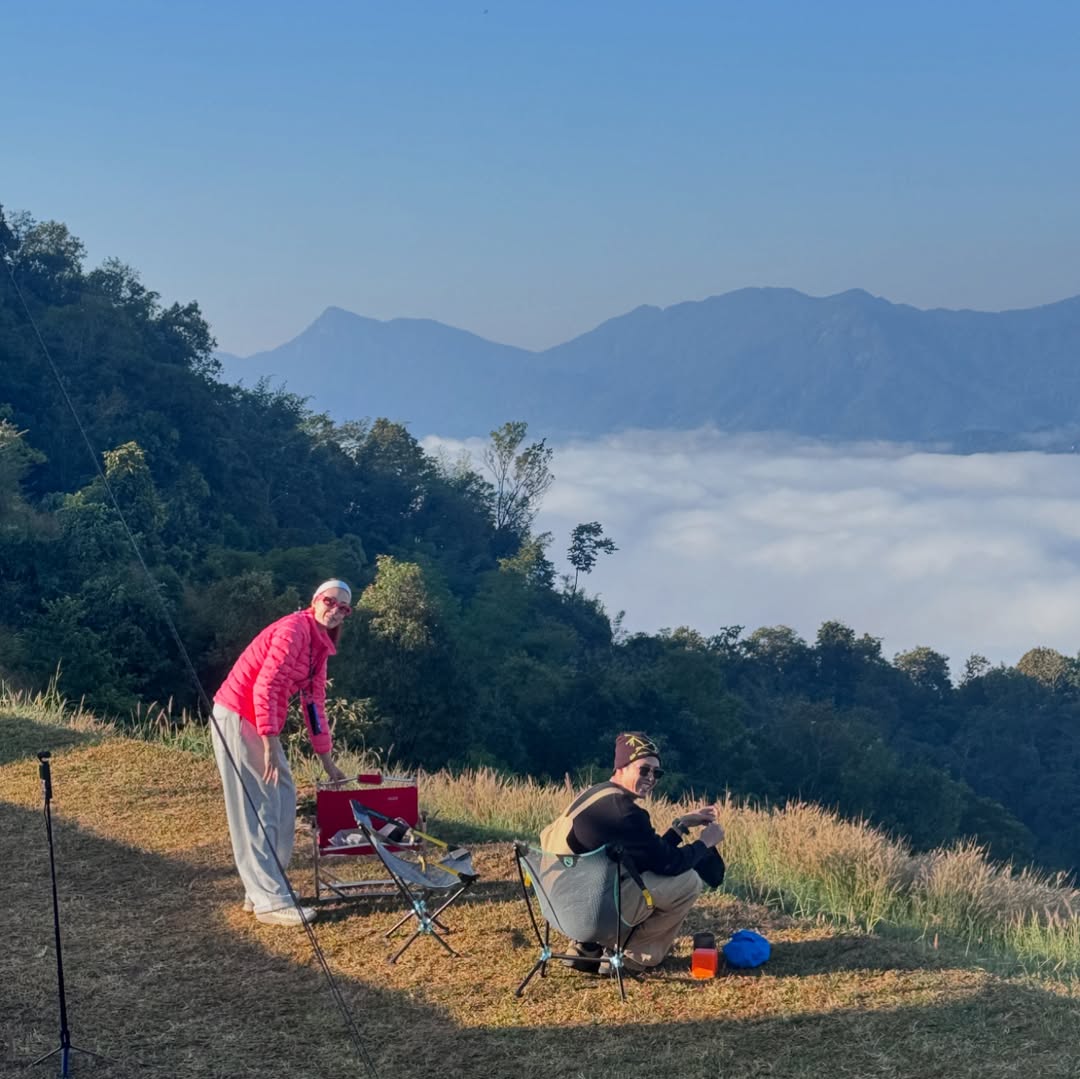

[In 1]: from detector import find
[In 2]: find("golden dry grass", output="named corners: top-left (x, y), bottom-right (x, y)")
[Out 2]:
top-left (3, 721), bottom-right (1080, 1078)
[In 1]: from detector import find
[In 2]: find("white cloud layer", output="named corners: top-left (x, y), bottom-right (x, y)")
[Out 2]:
top-left (424, 429), bottom-right (1080, 674)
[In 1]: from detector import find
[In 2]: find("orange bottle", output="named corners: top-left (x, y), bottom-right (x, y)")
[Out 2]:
top-left (691, 932), bottom-right (718, 979)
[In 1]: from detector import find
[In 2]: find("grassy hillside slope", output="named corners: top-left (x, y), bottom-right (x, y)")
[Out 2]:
top-left (2, 697), bottom-right (1079, 1079)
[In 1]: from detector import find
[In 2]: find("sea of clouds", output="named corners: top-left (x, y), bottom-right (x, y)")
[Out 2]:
top-left (424, 428), bottom-right (1080, 675)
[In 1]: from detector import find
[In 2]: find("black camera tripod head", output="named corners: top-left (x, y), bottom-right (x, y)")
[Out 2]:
top-left (38, 750), bottom-right (53, 800)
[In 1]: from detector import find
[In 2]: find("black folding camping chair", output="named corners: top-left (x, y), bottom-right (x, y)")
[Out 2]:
top-left (351, 801), bottom-right (479, 963)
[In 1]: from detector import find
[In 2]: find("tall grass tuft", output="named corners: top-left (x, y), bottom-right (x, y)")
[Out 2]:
top-left (907, 840), bottom-right (1080, 965)
top-left (128, 699), bottom-right (215, 756)
top-left (716, 796), bottom-right (908, 931)
top-left (418, 766), bottom-right (574, 839)
top-left (0, 670), bottom-right (107, 733)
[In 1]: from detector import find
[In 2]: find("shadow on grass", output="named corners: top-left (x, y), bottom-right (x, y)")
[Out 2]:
top-left (0, 796), bottom-right (457, 1079)
top-left (0, 716), bottom-right (102, 767)
top-left (3, 796), bottom-right (1080, 1079)
top-left (746, 933), bottom-right (953, 977)
top-left (496, 977), bottom-right (1080, 1079)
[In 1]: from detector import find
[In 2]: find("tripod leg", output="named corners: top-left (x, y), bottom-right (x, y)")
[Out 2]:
top-left (31, 1040), bottom-right (114, 1075)
top-left (30, 1045), bottom-right (63, 1067)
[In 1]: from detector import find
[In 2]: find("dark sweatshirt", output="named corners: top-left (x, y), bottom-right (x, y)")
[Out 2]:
top-left (565, 781), bottom-right (710, 876)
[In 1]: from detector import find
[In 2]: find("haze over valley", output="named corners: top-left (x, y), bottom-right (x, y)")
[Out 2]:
top-left (517, 428), bottom-right (1080, 674)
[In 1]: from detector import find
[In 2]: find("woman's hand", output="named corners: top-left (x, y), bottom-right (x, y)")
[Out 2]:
top-left (316, 750), bottom-right (348, 784)
top-left (262, 735), bottom-right (282, 785)
top-left (323, 760), bottom-right (348, 784)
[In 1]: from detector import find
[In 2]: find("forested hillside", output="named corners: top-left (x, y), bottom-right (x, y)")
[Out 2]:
top-left (3, 206), bottom-right (1080, 874)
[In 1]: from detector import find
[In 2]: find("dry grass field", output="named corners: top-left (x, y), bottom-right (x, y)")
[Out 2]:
top-left (3, 709), bottom-right (1080, 1079)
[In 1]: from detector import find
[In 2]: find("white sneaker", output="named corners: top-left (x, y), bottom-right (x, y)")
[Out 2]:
top-left (256, 904), bottom-right (317, 926)
top-left (242, 897), bottom-right (254, 913)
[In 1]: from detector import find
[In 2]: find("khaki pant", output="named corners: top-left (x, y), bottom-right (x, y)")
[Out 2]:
top-left (597, 868), bottom-right (703, 969)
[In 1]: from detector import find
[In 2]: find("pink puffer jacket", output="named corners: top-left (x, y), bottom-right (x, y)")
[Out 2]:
top-left (214, 609), bottom-right (336, 755)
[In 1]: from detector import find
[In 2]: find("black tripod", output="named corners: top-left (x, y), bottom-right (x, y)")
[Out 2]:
top-left (31, 752), bottom-right (112, 1077)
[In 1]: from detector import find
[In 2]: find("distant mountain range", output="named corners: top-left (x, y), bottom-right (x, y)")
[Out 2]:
top-left (216, 288), bottom-right (1080, 449)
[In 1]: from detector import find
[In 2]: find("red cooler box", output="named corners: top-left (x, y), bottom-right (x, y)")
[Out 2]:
top-left (310, 773), bottom-right (420, 899)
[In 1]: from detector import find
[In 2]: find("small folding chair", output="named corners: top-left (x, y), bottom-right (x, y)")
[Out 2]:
top-left (309, 774), bottom-right (420, 900)
top-left (351, 801), bottom-right (479, 963)
top-left (513, 840), bottom-right (646, 1001)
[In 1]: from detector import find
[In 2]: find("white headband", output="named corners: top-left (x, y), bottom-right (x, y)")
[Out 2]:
top-left (312, 578), bottom-right (352, 602)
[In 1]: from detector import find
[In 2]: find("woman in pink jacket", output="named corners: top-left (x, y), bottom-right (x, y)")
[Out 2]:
top-left (211, 579), bottom-right (351, 926)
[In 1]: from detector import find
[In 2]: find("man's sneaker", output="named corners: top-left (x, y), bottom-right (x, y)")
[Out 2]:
top-left (242, 897), bottom-right (255, 913)
top-left (255, 904), bottom-right (317, 926)
top-left (561, 940), bottom-right (605, 973)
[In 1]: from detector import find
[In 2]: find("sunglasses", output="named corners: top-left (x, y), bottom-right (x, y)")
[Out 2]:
top-left (317, 595), bottom-right (353, 617)
top-left (636, 765), bottom-right (664, 780)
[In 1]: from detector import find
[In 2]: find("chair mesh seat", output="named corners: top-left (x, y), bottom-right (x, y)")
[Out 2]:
top-left (521, 846), bottom-right (622, 943)
top-left (513, 840), bottom-right (641, 1000)
top-left (350, 802), bottom-right (479, 963)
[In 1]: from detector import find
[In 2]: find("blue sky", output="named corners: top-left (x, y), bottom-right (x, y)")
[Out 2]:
top-left (6, 1), bottom-right (1079, 355)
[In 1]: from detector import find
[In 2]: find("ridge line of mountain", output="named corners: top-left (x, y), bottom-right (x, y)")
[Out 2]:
top-left (223, 286), bottom-right (1080, 363)
top-left (215, 285), bottom-right (1080, 446)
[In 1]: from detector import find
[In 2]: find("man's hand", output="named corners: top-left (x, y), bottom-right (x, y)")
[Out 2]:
top-left (678, 804), bottom-right (719, 828)
top-left (262, 735), bottom-right (282, 785)
top-left (700, 821), bottom-right (725, 848)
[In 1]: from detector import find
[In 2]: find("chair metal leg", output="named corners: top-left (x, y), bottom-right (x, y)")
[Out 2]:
top-left (311, 830), bottom-right (323, 901)
top-left (426, 884), bottom-right (468, 925)
top-left (612, 958), bottom-right (628, 1002)
top-left (514, 958), bottom-right (547, 997)
top-left (539, 924), bottom-right (551, 979)
top-left (389, 922), bottom-right (460, 964)
top-left (388, 930), bottom-right (423, 964)
top-left (385, 888), bottom-right (464, 963)
top-left (385, 907), bottom-right (416, 937)
top-left (430, 930), bottom-right (459, 958)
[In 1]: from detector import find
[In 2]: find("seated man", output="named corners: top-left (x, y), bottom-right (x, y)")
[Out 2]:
top-left (541, 731), bottom-right (725, 972)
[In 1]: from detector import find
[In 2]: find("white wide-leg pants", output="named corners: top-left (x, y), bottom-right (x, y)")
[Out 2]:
top-left (210, 703), bottom-right (297, 913)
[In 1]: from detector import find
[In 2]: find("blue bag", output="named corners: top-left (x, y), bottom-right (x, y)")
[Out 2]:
top-left (722, 929), bottom-right (771, 968)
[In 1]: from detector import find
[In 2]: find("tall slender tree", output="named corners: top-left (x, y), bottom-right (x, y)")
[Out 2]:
top-left (482, 421), bottom-right (553, 543)
top-left (566, 521), bottom-right (617, 594)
